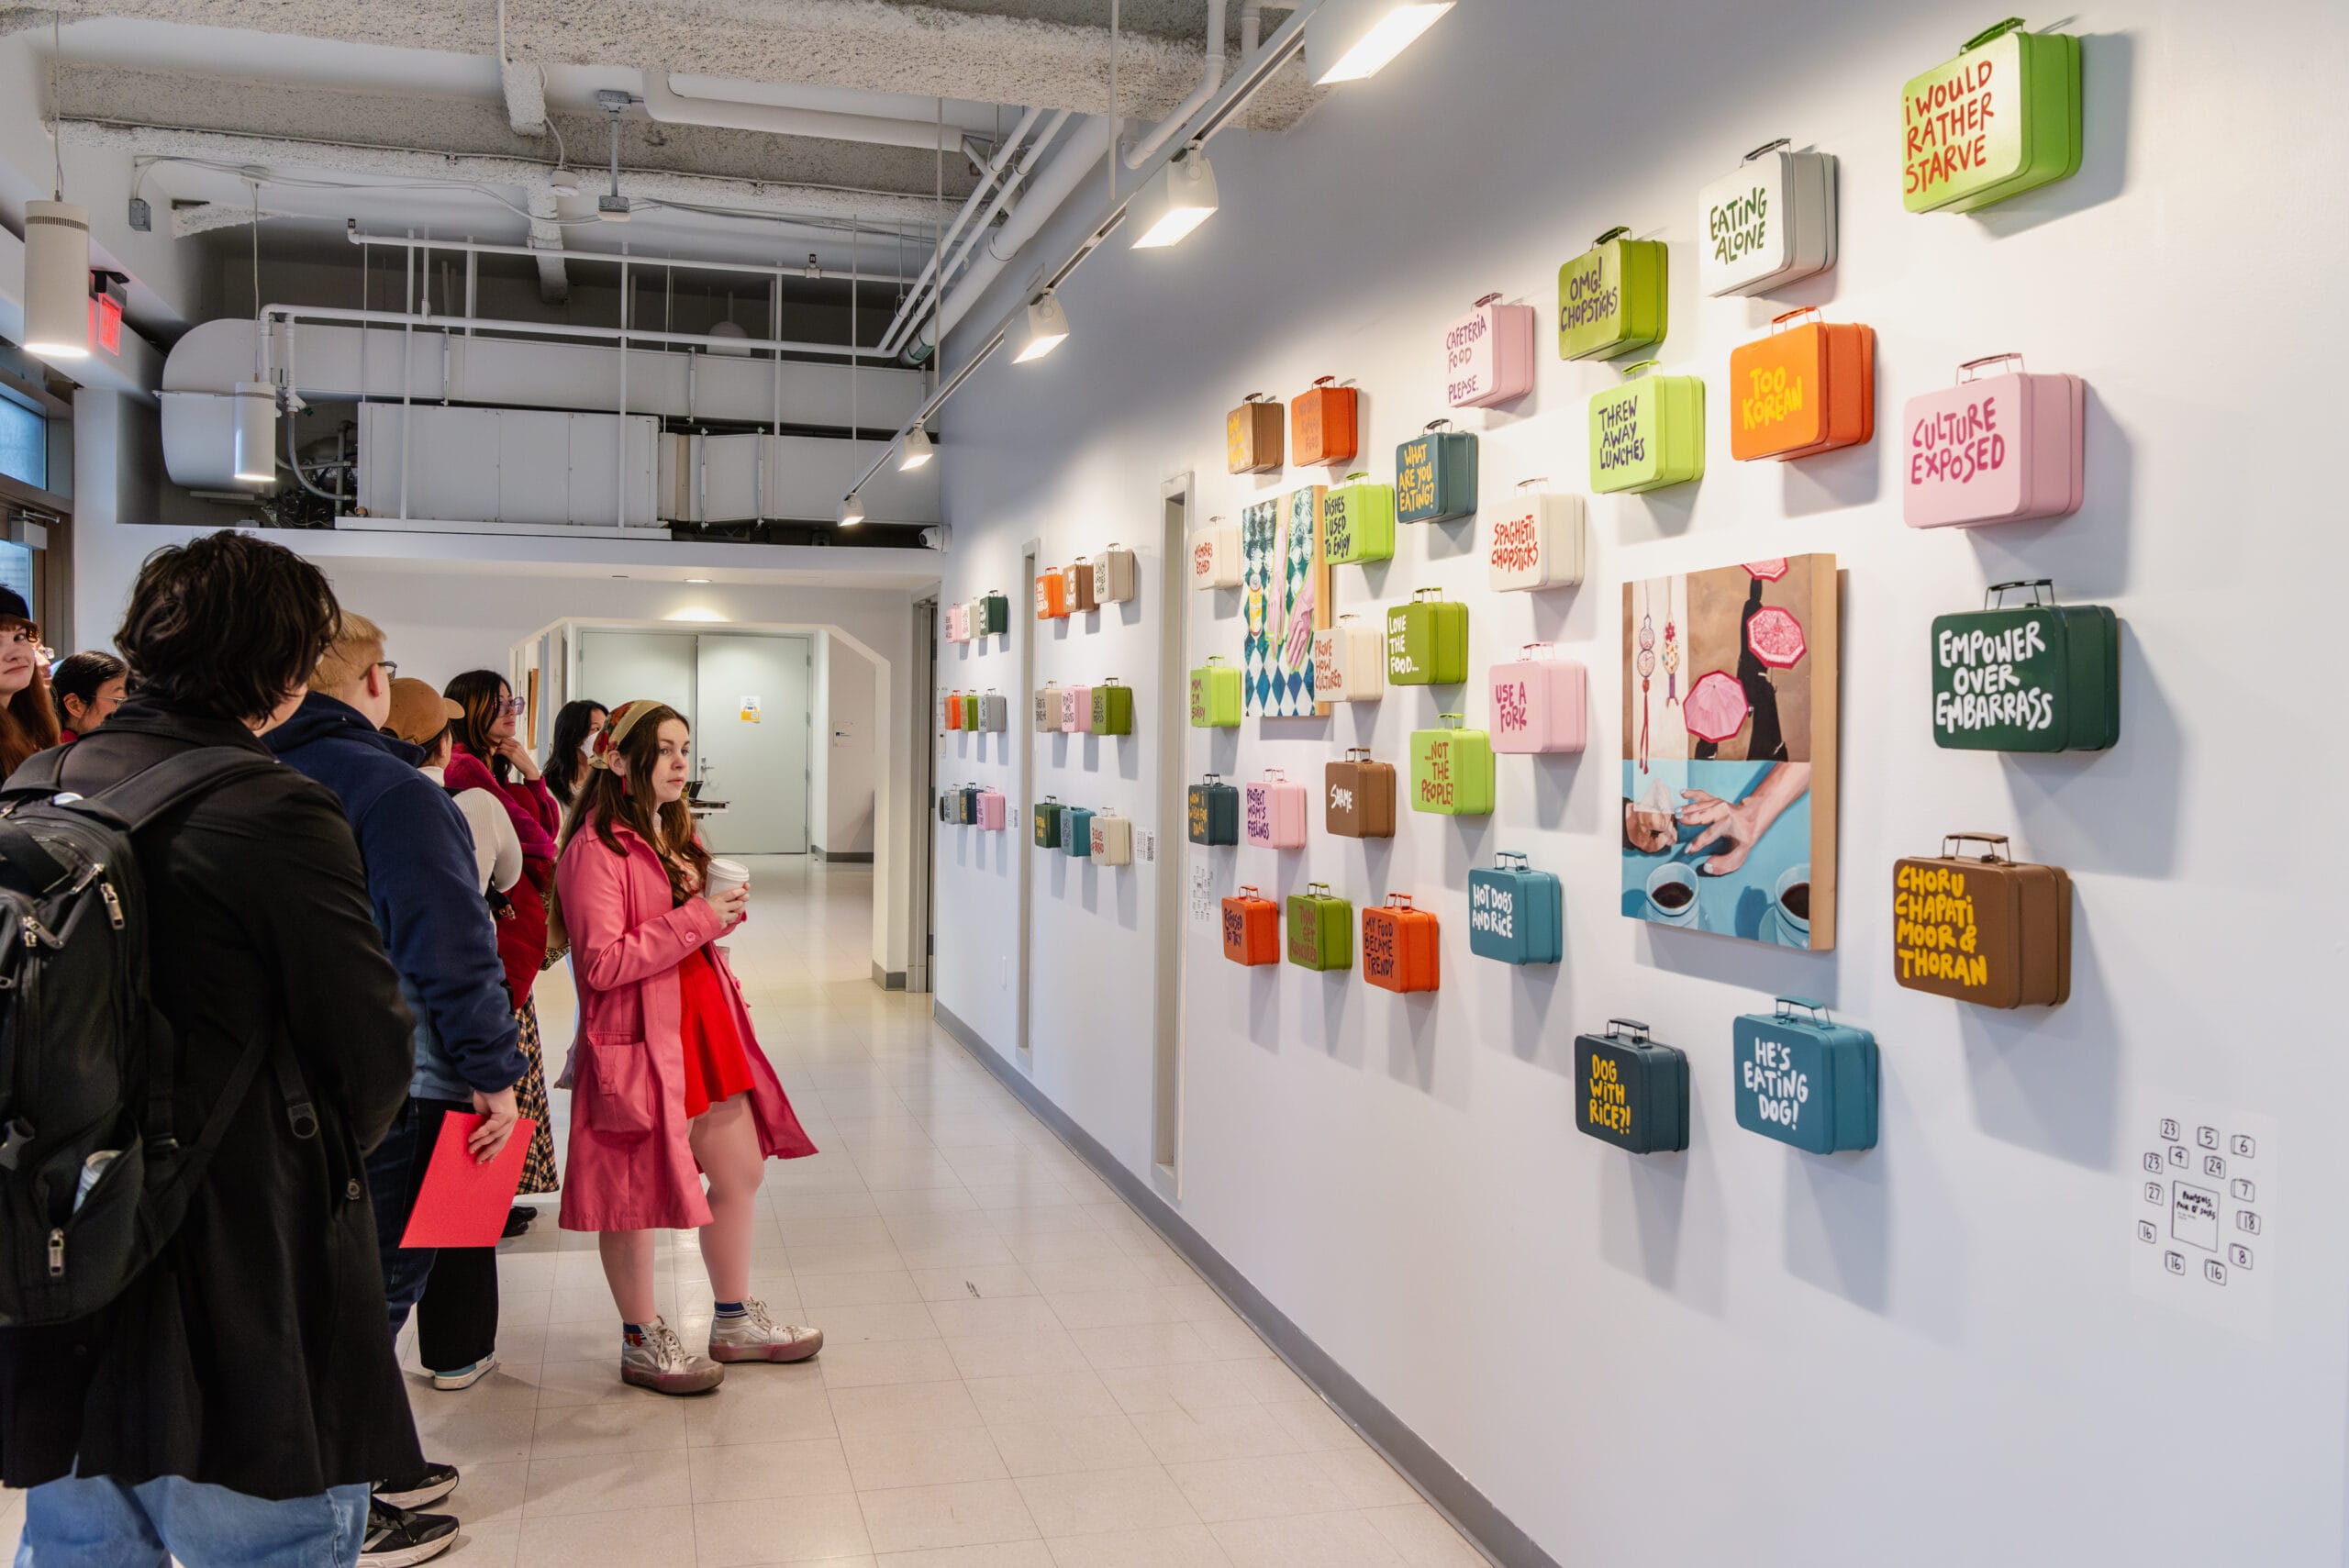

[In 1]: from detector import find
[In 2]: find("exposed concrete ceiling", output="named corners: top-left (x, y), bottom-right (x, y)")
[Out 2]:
top-left (24, 0), bottom-right (1317, 125)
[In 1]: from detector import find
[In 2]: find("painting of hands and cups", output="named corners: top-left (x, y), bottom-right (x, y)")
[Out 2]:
top-left (1621, 555), bottom-right (1839, 949)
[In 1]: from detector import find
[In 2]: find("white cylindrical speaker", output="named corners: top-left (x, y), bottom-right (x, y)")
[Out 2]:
top-left (22, 201), bottom-right (91, 361)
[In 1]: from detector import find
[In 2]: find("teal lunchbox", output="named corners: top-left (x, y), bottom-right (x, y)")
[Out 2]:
top-left (1396, 420), bottom-right (1477, 525)
top-left (1574, 1019), bottom-right (1688, 1154)
top-left (1063, 806), bottom-right (1095, 858)
top-left (1467, 851), bottom-right (1562, 966)
top-left (1732, 997), bottom-right (1878, 1155)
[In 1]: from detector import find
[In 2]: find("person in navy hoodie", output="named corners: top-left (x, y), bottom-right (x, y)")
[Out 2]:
top-left (267, 612), bottom-right (525, 1568)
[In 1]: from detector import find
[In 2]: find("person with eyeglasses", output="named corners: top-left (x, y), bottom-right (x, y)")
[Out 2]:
top-left (0, 587), bottom-right (61, 777)
top-left (442, 671), bottom-right (564, 1223)
top-left (51, 649), bottom-right (129, 742)
top-left (268, 617), bottom-right (524, 1565)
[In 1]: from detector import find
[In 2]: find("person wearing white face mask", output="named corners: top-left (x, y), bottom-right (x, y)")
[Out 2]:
top-left (542, 698), bottom-right (608, 812)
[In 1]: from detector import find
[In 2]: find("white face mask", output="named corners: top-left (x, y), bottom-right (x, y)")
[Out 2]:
top-left (582, 737), bottom-right (596, 758)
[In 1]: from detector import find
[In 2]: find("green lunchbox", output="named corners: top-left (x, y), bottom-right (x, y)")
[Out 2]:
top-left (1409, 714), bottom-right (1496, 817)
top-left (1931, 579), bottom-right (2119, 752)
top-left (1386, 588), bottom-right (1469, 686)
top-left (1091, 678), bottom-right (1134, 736)
top-left (1189, 656), bottom-right (1241, 728)
top-left (1286, 883), bottom-right (1354, 973)
top-left (1188, 775), bottom-right (1240, 845)
top-left (1033, 795), bottom-right (1063, 849)
top-left (976, 592), bottom-right (1009, 636)
top-left (1903, 18), bottom-right (2082, 214)
top-left (1323, 473), bottom-right (1397, 564)
top-left (1589, 361), bottom-right (1705, 495)
top-left (1395, 420), bottom-right (1477, 525)
top-left (1558, 226), bottom-right (1669, 361)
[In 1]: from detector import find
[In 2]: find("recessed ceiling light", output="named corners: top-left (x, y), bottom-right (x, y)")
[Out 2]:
top-left (685, 576), bottom-right (711, 584)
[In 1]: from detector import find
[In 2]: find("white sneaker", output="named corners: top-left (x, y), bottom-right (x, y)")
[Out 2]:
top-left (429, 1354), bottom-right (497, 1391)
top-left (707, 1298), bottom-right (825, 1363)
top-left (619, 1317), bottom-right (725, 1396)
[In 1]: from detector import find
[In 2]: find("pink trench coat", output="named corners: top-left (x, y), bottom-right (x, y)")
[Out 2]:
top-left (554, 823), bottom-right (816, 1232)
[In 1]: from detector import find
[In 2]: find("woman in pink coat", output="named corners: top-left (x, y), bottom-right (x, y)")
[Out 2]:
top-left (555, 699), bottom-right (823, 1394)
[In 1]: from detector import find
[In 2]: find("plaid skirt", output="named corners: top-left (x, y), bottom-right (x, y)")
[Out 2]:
top-left (513, 997), bottom-right (560, 1195)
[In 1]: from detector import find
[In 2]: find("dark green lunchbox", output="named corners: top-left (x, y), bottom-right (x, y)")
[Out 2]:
top-left (1574, 1018), bottom-right (1689, 1155)
top-left (1930, 579), bottom-right (2118, 752)
top-left (1034, 796), bottom-right (1064, 849)
top-left (1188, 776), bottom-right (1239, 846)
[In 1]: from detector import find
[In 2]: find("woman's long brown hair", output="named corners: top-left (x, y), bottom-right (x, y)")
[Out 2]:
top-left (0, 620), bottom-right (61, 776)
top-left (558, 702), bottom-right (708, 905)
top-left (444, 668), bottom-right (514, 783)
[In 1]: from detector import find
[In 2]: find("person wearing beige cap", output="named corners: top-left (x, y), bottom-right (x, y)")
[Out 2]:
top-left (387, 679), bottom-right (522, 899)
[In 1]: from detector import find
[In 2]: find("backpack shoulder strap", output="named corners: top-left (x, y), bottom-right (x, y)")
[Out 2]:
top-left (84, 748), bottom-right (284, 834)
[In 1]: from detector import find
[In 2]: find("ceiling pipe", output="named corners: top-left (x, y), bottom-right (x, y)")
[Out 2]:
top-left (256, 302), bottom-right (869, 362)
top-left (920, 116), bottom-right (1110, 356)
top-left (1123, 0), bottom-right (1225, 169)
top-left (879, 109), bottom-right (1071, 361)
top-left (640, 71), bottom-right (975, 153)
top-left (871, 105), bottom-right (1050, 358)
top-left (345, 222), bottom-right (882, 284)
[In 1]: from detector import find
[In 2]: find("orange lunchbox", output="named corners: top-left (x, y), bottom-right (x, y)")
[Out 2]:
top-left (1362, 894), bottom-right (1441, 994)
top-left (1034, 571), bottom-right (1069, 619)
top-left (1227, 393), bottom-right (1285, 474)
top-left (1221, 885), bottom-right (1280, 966)
top-left (1729, 306), bottom-right (1876, 463)
top-left (1290, 376), bottom-right (1360, 466)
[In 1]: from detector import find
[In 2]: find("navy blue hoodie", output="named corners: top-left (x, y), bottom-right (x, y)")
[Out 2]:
top-left (269, 692), bottom-right (524, 1102)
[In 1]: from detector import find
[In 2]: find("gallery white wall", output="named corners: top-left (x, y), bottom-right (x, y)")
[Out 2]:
top-left (928, 0), bottom-right (2349, 1562)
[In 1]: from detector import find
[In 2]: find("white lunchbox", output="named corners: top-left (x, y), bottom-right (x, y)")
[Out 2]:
top-left (1697, 139), bottom-right (1838, 297)
top-left (1189, 517), bottom-right (1242, 590)
top-left (1488, 478), bottom-right (1586, 593)
top-left (1311, 614), bottom-right (1386, 704)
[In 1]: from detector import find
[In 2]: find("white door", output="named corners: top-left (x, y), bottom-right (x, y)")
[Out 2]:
top-left (576, 629), bottom-right (697, 728)
top-left (693, 633), bottom-right (811, 854)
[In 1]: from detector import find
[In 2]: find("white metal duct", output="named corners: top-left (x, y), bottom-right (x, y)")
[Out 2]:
top-left (654, 432), bottom-right (941, 526)
top-left (357, 405), bottom-right (662, 528)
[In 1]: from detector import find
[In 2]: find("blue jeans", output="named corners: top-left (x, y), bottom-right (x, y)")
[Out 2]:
top-left (16, 1475), bottom-right (372, 1568)
top-left (363, 1097), bottom-right (440, 1334)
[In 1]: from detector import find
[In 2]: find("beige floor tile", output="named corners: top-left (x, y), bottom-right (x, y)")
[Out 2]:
top-left (442, 1458), bottom-right (529, 1528)
top-left (1041, 1525), bottom-right (1233, 1568)
top-left (1013, 1465), bottom-right (1200, 1538)
top-left (1259, 1399), bottom-right (1368, 1452)
top-left (876, 1545), bottom-right (1056, 1568)
top-left (529, 1397), bottom-right (689, 1460)
top-left (682, 1384), bottom-right (841, 1448)
top-left (685, 1436), bottom-right (856, 1502)
top-left (1042, 1290), bottom-right (1192, 1331)
top-left (963, 1371), bottom-right (1126, 1427)
top-left (692, 1492), bottom-right (873, 1566)
top-left (820, 1301), bottom-right (949, 1342)
top-left (820, 1337), bottom-right (966, 1388)
top-left (1070, 1324), bottom-right (1222, 1372)
top-left (1362, 1503), bottom-right (1493, 1566)
top-left (858, 1479), bottom-right (1041, 1554)
top-left (913, 1264), bottom-right (1041, 1301)
top-left (984, 1415), bottom-right (1157, 1480)
top-left (1127, 1406), bottom-right (1304, 1467)
top-left (1208, 1512), bottom-right (1406, 1567)
top-left (827, 1377), bottom-right (988, 1439)
top-left (520, 1448), bottom-right (693, 1518)
top-left (845, 1424), bottom-right (1014, 1490)
top-left (944, 1329), bottom-right (1094, 1381)
top-left (1163, 1454), bottom-right (1353, 1522)
top-left (1308, 1448), bottom-right (1422, 1509)
top-left (513, 1501), bottom-right (698, 1568)
top-left (800, 1269), bottom-right (929, 1307)
top-left (928, 1296), bottom-right (1066, 1340)
top-left (410, 1405), bottom-right (539, 1467)
top-left (442, 1518), bottom-right (520, 1566)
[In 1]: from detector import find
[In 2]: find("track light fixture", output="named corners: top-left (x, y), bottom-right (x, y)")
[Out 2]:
top-left (1013, 294), bottom-right (1070, 364)
top-left (898, 425), bottom-right (934, 471)
top-left (1130, 152), bottom-right (1220, 250)
top-left (839, 490), bottom-right (866, 528)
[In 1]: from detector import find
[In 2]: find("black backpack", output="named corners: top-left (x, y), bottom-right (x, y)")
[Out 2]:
top-left (0, 746), bottom-right (307, 1327)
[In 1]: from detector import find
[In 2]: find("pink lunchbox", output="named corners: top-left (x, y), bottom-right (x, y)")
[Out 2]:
top-left (1903, 353), bottom-right (2083, 529)
top-left (1244, 771), bottom-right (1308, 849)
top-left (1446, 293), bottom-right (1537, 409)
top-left (977, 788), bottom-right (1007, 830)
top-left (1488, 644), bottom-right (1588, 754)
top-left (945, 603), bottom-right (968, 643)
top-left (1061, 684), bottom-right (1092, 734)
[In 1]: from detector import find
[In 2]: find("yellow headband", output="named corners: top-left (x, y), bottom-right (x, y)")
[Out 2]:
top-left (586, 699), bottom-right (661, 771)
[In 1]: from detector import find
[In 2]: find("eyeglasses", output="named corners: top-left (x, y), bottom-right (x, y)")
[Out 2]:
top-left (499, 697), bottom-right (527, 717)
top-left (375, 660), bottom-right (399, 679)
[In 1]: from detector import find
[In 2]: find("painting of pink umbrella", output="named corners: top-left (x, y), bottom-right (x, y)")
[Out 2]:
top-left (1745, 606), bottom-right (1808, 669)
top-left (1683, 670), bottom-right (1751, 743)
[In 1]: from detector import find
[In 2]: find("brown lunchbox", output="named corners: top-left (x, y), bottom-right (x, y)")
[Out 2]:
top-left (1325, 748), bottom-right (1397, 840)
top-left (1226, 393), bottom-right (1284, 474)
top-left (1892, 833), bottom-right (2071, 1008)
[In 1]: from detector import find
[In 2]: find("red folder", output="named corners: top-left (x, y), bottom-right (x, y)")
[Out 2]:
top-left (399, 1112), bottom-right (538, 1248)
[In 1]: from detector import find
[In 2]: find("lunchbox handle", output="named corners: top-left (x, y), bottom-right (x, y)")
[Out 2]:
top-left (1495, 851), bottom-right (1530, 869)
top-left (1043, 795), bottom-right (1060, 804)
top-left (1516, 476), bottom-right (1549, 490)
top-left (1101, 676), bottom-right (1121, 687)
top-left (1984, 578), bottom-right (2057, 610)
top-left (1306, 880), bottom-right (1333, 896)
top-left (1261, 768), bottom-right (1287, 782)
top-left (1770, 306), bottom-right (1822, 331)
top-left (1422, 417), bottom-right (1453, 433)
top-left (1437, 712), bottom-right (1464, 729)
top-left (1312, 374), bottom-right (1354, 389)
top-left (1344, 747), bottom-right (1373, 762)
top-left (1241, 392), bottom-right (1273, 405)
top-left (1957, 351), bottom-right (2028, 381)
top-left (1962, 17), bottom-right (2029, 51)
top-left (1385, 893), bottom-right (1416, 910)
top-left (1239, 884), bottom-right (1263, 899)
top-left (1203, 654), bottom-right (1229, 666)
top-left (1620, 359), bottom-right (1660, 379)
top-left (1208, 513), bottom-right (1228, 526)
top-left (1742, 137), bottom-right (1793, 162)
top-left (1344, 471), bottom-right (1371, 484)
top-left (1520, 641), bottom-right (1557, 658)
top-left (1200, 773), bottom-right (1223, 784)
top-left (1942, 832), bottom-right (2013, 862)
top-left (1593, 225), bottom-right (1632, 246)
top-left (1412, 586), bottom-right (1446, 603)
top-left (1605, 1018), bottom-right (1652, 1042)
top-left (1474, 292), bottom-right (1504, 308)
top-left (1774, 995), bottom-right (1831, 1023)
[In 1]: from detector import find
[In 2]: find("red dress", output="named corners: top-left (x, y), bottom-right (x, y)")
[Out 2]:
top-left (676, 943), bottom-right (754, 1118)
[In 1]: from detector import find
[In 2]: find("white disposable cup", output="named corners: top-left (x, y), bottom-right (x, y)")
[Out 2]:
top-left (704, 858), bottom-right (751, 901)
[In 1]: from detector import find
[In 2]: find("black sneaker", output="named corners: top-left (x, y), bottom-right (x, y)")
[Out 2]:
top-left (360, 1499), bottom-right (458, 1567)
top-left (375, 1461), bottom-right (459, 1510)
top-left (502, 1205), bottom-right (534, 1239)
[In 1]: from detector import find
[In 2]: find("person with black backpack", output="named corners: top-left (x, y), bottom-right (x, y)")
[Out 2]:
top-left (0, 531), bottom-right (422, 1566)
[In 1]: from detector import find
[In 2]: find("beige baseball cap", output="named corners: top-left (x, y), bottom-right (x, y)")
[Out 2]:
top-left (385, 677), bottom-right (463, 746)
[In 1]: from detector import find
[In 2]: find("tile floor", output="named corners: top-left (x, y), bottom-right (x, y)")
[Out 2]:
top-left (0, 858), bottom-right (1486, 1568)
